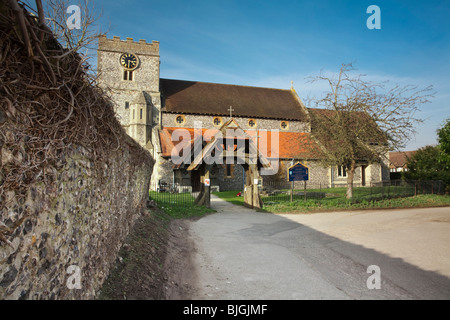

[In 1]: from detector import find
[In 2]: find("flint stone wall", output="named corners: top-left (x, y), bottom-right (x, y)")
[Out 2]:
top-left (0, 135), bottom-right (153, 300)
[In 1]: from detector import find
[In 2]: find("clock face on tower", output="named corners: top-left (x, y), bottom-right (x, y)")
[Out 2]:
top-left (119, 53), bottom-right (138, 70)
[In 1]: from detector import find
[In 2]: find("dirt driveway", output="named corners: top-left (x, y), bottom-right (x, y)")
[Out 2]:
top-left (164, 195), bottom-right (450, 300)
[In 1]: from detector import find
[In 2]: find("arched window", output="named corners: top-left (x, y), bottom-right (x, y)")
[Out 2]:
top-left (225, 164), bottom-right (234, 178)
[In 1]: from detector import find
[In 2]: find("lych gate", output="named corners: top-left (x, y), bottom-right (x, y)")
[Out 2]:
top-left (173, 119), bottom-right (272, 209)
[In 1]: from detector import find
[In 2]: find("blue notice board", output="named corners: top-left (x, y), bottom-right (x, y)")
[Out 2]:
top-left (288, 162), bottom-right (309, 181)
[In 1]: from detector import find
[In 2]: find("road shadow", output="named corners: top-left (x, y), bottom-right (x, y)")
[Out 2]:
top-left (202, 196), bottom-right (450, 299)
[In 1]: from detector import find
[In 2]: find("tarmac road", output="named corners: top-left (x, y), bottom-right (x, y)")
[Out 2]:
top-left (185, 195), bottom-right (450, 299)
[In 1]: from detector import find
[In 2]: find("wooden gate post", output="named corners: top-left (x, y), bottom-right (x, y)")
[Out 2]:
top-left (304, 180), bottom-right (307, 201)
top-left (290, 181), bottom-right (294, 202)
top-left (203, 166), bottom-right (211, 208)
top-left (243, 164), bottom-right (262, 209)
top-left (194, 164), bottom-right (211, 208)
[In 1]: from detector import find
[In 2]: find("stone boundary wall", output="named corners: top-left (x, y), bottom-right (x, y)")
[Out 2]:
top-left (0, 0), bottom-right (155, 300)
top-left (0, 135), bottom-right (153, 300)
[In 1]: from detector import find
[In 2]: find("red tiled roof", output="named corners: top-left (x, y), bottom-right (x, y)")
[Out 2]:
top-left (389, 151), bottom-right (416, 168)
top-left (159, 127), bottom-right (323, 160)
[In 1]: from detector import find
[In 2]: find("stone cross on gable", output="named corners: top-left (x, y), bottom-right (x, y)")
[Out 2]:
top-left (228, 106), bottom-right (234, 117)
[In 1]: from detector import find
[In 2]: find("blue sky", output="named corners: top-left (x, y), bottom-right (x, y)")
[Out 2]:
top-left (92, 0), bottom-right (448, 150)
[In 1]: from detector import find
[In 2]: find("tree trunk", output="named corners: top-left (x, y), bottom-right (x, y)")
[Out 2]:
top-left (346, 161), bottom-right (356, 199)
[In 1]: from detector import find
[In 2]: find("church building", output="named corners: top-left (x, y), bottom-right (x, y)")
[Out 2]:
top-left (97, 36), bottom-right (390, 191)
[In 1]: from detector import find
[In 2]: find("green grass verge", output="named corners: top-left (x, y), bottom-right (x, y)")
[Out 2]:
top-left (263, 194), bottom-right (450, 213)
top-left (149, 191), bottom-right (216, 219)
top-left (213, 190), bottom-right (450, 213)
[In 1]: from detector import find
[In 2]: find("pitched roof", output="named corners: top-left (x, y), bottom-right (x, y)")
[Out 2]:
top-left (308, 107), bottom-right (388, 161)
top-left (184, 119), bottom-right (272, 171)
top-left (308, 108), bottom-right (386, 144)
top-left (159, 79), bottom-right (308, 121)
top-left (158, 127), bottom-right (323, 160)
top-left (389, 151), bottom-right (416, 168)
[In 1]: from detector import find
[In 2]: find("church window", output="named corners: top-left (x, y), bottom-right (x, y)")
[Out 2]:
top-left (280, 121), bottom-right (289, 130)
top-left (225, 164), bottom-right (234, 178)
top-left (213, 117), bottom-right (222, 127)
top-left (123, 70), bottom-right (133, 81)
top-left (140, 108), bottom-right (143, 120)
top-left (248, 119), bottom-right (257, 128)
top-left (125, 101), bottom-right (129, 109)
top-left (175, 115), bottom-right (186, 125)
top-left (337, 166), bottom-right (347, 177)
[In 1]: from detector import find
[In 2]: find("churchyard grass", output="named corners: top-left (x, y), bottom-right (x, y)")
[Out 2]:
top-left (262, 194), bottom-right (450, 213)
top-left (213, 189), bottom-right (450, 213)
top-left (149, 191), bottom-right (215, 218)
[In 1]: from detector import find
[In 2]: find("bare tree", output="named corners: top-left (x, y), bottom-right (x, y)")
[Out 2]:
top-left (23, 0), bottom-right (108, 70)
top-left (307, 63), bottom-right (434, 199)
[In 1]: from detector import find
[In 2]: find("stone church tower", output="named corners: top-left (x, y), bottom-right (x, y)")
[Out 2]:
top-left (97, 35), bottom-right (161, 154)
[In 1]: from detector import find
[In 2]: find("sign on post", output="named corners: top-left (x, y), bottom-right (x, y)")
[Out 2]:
top-left (287, 162), bottom-right (309, 202)
top-left (288, 162), bottom-right (309, 181)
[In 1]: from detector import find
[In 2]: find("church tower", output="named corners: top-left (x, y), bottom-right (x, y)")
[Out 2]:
top-left (97, 35), bottom-right (162, 152)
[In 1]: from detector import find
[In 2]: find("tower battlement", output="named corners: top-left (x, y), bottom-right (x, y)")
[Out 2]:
top-left (98, 35), bottom-right (159, 56)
